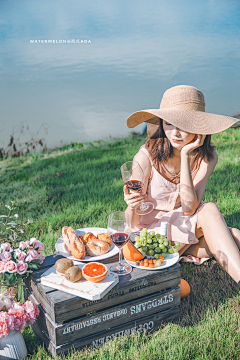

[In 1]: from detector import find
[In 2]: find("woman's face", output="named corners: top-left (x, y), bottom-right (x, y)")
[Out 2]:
top-left (162, 120), bottom-right (196, 149)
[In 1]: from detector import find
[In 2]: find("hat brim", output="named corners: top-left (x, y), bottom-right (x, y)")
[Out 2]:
top-left (127, 108), bottom-right (238, 135)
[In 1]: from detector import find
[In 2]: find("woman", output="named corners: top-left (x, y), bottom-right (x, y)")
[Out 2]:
top-left (124, 85), bottom-right (240, 286)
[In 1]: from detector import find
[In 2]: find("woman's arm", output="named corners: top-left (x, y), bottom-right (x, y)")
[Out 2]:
top-left (180, 136), bottom-right (218, 216)
top-left (124, 150), bottom-right (152, 228)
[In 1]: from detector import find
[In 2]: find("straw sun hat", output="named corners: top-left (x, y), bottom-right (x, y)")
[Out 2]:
top-left (126, 85), bottom-right (238, 137)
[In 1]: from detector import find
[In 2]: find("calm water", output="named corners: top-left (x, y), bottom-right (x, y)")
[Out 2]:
top-left (0, 0), bottom-right (240, 149)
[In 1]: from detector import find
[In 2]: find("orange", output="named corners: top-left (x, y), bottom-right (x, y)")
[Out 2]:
top-left (82, 262), bottom-right (108, 283)
top-left (178, 278), bottom-right (191, 298)
top-left (123, 240), bottom-right (144, 261)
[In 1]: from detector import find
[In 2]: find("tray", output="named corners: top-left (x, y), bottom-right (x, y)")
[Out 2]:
top-left (40, 261), bottom-right (119, 300)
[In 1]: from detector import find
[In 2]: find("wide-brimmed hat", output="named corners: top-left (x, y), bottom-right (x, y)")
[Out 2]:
top-left (126, 85), bottom-right (238, 136)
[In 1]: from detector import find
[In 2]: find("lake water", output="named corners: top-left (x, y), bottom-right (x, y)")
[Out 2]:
top-left (0, 0), bottom-right (240, 149)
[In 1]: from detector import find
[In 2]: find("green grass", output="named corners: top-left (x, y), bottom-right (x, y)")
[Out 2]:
top-left (1, 130), bottom-right (240, 359)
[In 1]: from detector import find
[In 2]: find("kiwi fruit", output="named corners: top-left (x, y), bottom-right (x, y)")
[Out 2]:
top-left (55, 258), bottom-right (74, 274)
top-left (65, 266), bottom-right (82, 282)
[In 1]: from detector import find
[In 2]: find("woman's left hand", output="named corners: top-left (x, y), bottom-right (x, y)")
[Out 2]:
top-left (181, 134), bottom-right (206, 156)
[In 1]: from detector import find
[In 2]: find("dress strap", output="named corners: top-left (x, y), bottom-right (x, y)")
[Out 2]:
top-left (139, 146), bottom-right (154, 166)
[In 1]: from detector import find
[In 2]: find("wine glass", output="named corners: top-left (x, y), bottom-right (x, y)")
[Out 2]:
top-left (107, 212), bottom-right (132, 275)
top-left (121, 160), bottom-right (154, 215)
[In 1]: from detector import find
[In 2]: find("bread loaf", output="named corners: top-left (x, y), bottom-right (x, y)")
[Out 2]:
top-left (62, 226), bottom-right (86, 259)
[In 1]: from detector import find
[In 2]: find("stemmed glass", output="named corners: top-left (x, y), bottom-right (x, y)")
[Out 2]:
top-left (121, 160), bottom-right (154, 215)
top-left (107, 212), bottom-right (132, 275)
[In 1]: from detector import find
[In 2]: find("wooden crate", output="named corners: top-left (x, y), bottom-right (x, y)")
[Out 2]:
top-left (24, 255), bottom-right (181, 357)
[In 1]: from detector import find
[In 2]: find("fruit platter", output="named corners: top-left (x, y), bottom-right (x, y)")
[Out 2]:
top-left (123, 228), bottom-right (180, 270)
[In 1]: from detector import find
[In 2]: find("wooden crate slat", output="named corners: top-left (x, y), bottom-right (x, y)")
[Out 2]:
top-left (26, 285), bottom-right (180, 346)
top-left (54, 265), bottom-right (180, 323)
top-left (26, 262), bottom-right (180, 324)
top-left (32, 306), bottom-right (179, 357)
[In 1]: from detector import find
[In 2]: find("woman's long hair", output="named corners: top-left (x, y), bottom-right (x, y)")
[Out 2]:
top-left (145, 119), bottom-right (215, 171)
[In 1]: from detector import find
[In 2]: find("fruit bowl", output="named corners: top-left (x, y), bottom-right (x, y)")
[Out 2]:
top-left (82, 262), bottom-right (108, 283)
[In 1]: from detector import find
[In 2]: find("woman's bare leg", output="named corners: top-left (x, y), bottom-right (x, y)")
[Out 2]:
top-left (189, 202), bottom-right (240, 284)
top-left (177, 226), bottom-right (207, 256)
top-left (180, 236), bottom-right (212, 258)
top-left (178, 226), bottom-right (240, 257)
top-left (229, 227), bottom-right (240, 250)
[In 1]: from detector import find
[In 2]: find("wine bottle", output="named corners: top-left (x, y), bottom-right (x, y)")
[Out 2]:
top-left (160, 221), bottom-right (168, 238)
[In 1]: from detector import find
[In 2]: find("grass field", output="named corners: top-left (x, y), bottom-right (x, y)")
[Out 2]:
top-left (0, 129), bottom-right (240, 359)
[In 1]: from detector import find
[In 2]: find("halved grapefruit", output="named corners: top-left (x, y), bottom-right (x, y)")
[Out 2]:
top-left (82, 262), bottom-right (108, 282)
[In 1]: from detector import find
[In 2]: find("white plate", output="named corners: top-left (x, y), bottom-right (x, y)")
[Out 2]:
top-left (55, 227), bottom-right (119, 262)
top-left (125, 252), bottom-right (179, 271)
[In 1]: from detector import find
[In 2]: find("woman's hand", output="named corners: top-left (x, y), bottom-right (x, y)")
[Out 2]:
top-left (181, 134), bottom-right (206, 156)
top-left (123, 185), bottom-right (147, 210)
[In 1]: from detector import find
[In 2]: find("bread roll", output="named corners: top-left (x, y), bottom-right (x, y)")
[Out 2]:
top-left (97, 233), bottom-right (112, 246)
top-left (85, 239), bottom-right (110, 257)
top-left (62, 226), bottom-right (86, 260)
top-left (80, 232), bottom-right (98, 245)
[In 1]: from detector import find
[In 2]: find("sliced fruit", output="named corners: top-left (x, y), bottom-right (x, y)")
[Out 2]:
top-left (123, 240), bottom-right (144, 261)
top-left (82, 262), bottom-right (108, 283)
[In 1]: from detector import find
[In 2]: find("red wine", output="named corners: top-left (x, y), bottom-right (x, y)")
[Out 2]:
top-left (110, 232), bottom-right (129, 247)
top-left (125, 180), bottom-right (143, 193)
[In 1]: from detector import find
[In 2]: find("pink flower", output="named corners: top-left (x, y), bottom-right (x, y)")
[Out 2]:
top-left (6, 314), bottom-right (15, 332)
top-left (1, 251), bottom-right (12, 262)
top-left (14, 317), bottom-right (27, 331)
top-left (38, 253), bottom-right (45, 264)
top-left (33, 241), bottom-right (44, 252)
top-left (15, 249), bottom-right (27, 262)
top-left (0, 293), bottom-right (14, 302)
top-left (24, 301), bottom-right (39, 323)
top-left (0, 300), bottom-right (4, 311)
top-left (0, 261), bottom-right (5, 273)
top-left (0, 312), bottom-right (15, 338)
top-left (0, 296), bottom-right (12, 311)
top-left (25, 241), bottom-right (30, 248)
top-left (4, 260), bottom-right (17, 273)
top-left (25, 249), bottom-right (38, 262)
top-left (16, 261), bottom-right (28, 275)
top-left (29, 237), bottom-right (37, 245)
top-left (8, 303), bottom-right (27, 331)
top-left (1, 243), bottom-right (10, 252)
top-left (18, 241), bottom-right (28, 251)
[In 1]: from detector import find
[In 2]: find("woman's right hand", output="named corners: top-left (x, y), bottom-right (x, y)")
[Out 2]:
top-left (123, 185), bottom-right (147, 210)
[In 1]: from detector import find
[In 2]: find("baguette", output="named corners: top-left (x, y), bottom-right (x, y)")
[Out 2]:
top-left (62, 226), bottom-right (86, 260)
top-left (62, 226), bottom-right (71, 247)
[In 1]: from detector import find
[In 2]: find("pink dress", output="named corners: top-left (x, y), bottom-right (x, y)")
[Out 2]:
top-left (132, 146), bottom-right (209, 265)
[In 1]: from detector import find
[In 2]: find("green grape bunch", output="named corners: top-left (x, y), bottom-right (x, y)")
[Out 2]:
top-left (134, 228), bottom-right (180, 259)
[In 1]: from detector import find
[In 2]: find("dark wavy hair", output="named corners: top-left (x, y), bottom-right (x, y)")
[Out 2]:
top-left (145, 119), bottom-right (215, 169)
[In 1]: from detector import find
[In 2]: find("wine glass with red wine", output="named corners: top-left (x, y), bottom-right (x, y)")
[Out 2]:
top-left (121, 160), bottom-right (154, 215)
top-left (107, 212), bottom-right (132, 275)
